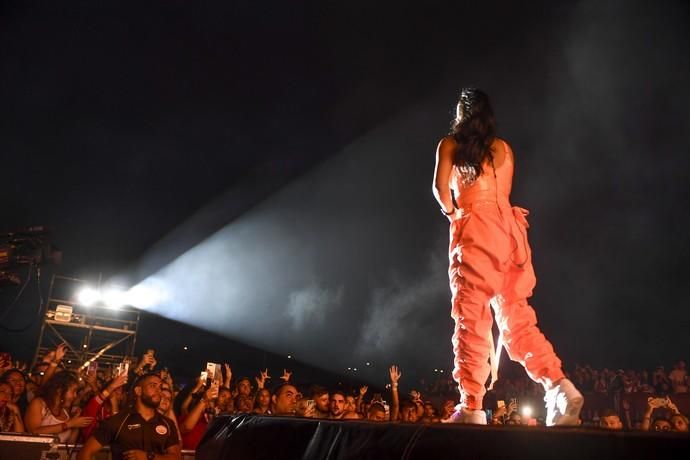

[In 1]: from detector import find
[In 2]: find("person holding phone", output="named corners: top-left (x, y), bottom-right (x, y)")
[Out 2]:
top-left (433, 88), bottom-right (583, 425)
top-left (80, 371), bottom-right (128, 441)
top-left (133, 351), bottom-right (157, 377)
top-left (179, 379), bottom-right (219, 450)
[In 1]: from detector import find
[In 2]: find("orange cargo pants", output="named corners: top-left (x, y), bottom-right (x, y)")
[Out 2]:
top-left (448, 202), bottom-right (565, 410)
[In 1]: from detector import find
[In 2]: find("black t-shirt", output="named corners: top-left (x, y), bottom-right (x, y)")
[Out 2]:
top-left (93, 410), bottom-right (179, 460)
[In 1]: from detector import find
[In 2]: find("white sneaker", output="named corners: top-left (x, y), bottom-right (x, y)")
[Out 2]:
top-left (544, 378), bottom-right (584, 426)
top-left (447, 405), bottom-right (487, 425)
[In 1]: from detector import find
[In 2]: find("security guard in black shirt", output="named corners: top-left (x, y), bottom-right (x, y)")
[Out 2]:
top-left (78, 373), bottom-right (181, 460)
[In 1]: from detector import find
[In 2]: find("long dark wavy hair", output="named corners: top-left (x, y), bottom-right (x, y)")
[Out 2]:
top-left (37, 370), bottom-right (79, 407)
top-left (450, 88), bottom-right (497, 179)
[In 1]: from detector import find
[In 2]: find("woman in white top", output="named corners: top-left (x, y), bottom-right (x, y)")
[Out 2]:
top-left (24, 371), bottom-right (94, 443)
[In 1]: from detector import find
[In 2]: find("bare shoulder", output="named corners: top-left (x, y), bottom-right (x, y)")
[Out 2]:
top-left (27, 396), bottom-right (44, 409)
top-left (437, 135), bottom-right (456, 148)
top-left (436, 135), bottom-right (456, 156)
top-left (495, 137), bottom-right (513, 154)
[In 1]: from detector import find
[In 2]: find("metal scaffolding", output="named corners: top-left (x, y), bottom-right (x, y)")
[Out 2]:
top-left (32, 275), bottom-right (140, 373)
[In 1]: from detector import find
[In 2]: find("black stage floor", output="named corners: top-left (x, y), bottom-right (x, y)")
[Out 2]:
top-left (197, 414), bottom-right (690, 460)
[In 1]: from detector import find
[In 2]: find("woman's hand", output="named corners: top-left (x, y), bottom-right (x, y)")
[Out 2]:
top-left (389, 365), bottom-right (401, 385)
top-left (204, 382), bottom-right (220, 402)
top-left (67, 416), bottom-right (95, 429)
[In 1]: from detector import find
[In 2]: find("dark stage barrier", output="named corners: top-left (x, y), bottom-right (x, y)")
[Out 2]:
top-left (197, 414), bottom-right (690, 460)
top-left (0, 433), bottom-right (196, 459)
top-left (0, 432), bottom-right (55, 459)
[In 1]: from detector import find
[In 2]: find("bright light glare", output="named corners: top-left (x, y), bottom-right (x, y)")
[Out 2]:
top-left (102, 288), bottom-right (127, 308)
top-left (522, 406), bottom-right (533, 418)
top-left (77, 287), bottom-right (100, 306)
top-left (126, 282), bottom-right (169, 309)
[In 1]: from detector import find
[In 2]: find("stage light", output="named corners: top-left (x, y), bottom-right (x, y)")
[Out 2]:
top-left (183, 346), bottom-right (188, 350)
top-left (366, 362), bottom-right (370, 366)
top-left (125, 281), bottom-right (168, 309)
top-left (287, 354), bottom-right (292, 359)
top-left (77, 287), bottom-right (100, 306)
top-left (103, 288), bottom-right (126, 309)
top-left (522, 406), bottom-right (533, 418)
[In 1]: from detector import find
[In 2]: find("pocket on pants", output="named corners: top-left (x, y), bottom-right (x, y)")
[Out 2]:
top-left (510, 206), bottom-right (531, 267)
top-left (511, 206), bottom-right (530, 229)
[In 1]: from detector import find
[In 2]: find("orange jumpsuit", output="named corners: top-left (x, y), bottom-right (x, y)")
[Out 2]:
top-left (448, 139), bottom-right (565, 410)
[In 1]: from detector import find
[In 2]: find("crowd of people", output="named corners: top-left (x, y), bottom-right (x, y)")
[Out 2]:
top-left (1, 346), bottom-right (688, 458)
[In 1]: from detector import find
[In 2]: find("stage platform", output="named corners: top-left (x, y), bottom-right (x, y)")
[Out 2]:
top-left (197, 414), bottom-right (690, 460)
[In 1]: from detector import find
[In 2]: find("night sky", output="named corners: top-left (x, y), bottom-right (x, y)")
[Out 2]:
top-left (2, 0), bottom-right (689, 387)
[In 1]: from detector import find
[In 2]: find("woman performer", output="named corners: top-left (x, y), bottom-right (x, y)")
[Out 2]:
top-left (432, 88), bottom-right (583, 425)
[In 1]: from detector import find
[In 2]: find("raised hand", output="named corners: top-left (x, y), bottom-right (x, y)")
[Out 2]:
top-left (84, 371), bottom-right (98, 388)
top-left (494, 405), bottom-right (507, 418)
top-left (205, 381), bottom-right (220, 401)
top-left (359, 385), bottom-right (368, 397)
top-left (507, 399), bottom-right (518, 415)
top-left (54, 343), bottom-right (67, 362)
top-left (255, 369), bottom-right (271, 389)
top-left (143, 352), bottom-right (157, 369)
top-left (647, 397), bottom-right (663, 409)
top-left (389, 365), bottom-right (401, 384)
top-left (110, 371), bottom-right (128, 390)
top-left (280, 369), bottom-right (292, 382)
top-left (296, 400), bottom-right (316, 418)
top-left (194, 375), bottom-right (205, 392)
top-left (224, 363), bottom-right (232, 382)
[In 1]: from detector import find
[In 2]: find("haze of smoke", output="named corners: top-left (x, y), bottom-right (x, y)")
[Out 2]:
top-left (358, 248), bottom-right (448, 354)
top-left (287, 282), bottom-right (344, 330)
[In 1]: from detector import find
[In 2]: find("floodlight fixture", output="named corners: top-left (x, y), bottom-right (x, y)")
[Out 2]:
top-left (77, 287), bottom-right (100, 306)
top-left (102, 288), bottom-right (127, 309)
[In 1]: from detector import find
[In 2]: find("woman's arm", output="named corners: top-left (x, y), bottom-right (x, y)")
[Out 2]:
top-left (24, 398), bottom-right (59, 434)
top-left (356, 385), bottom-right (368, 414)
top-left (223, 363), bottom-right (232, 389)
top-left (181, 384), bottom-right (218, 434)
top-left (389, 365), bottom-right (401, 422)
top-left (6, 402), bottom-right (25, 432)
top-left (432, 137), bottom-right (456, 215)
top-left (181, 377), bottom-right (204, 416)
top-left (42, 344), bottom-right (67, 386)
top-left (24, 398), bottom-right (93, 435)
top-left (640, 400), bottom-right (655, 431)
